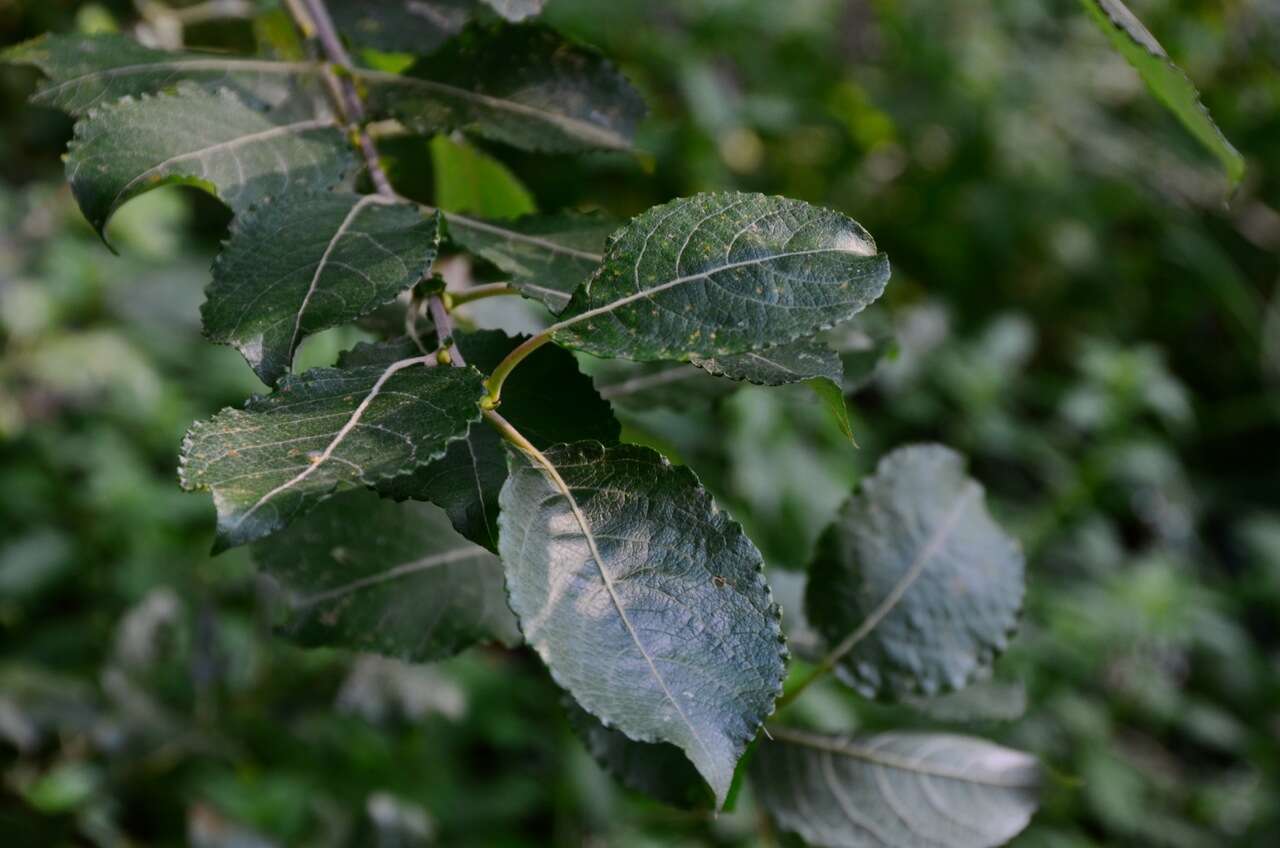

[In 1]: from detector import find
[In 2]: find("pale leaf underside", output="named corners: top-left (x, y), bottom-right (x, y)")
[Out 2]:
top-left (253, 489), bottom-right (519, 661)
top-left (754, 727), bottom-right (1040, 848)
top-left (498, 441), bottom-right (787, 805)
top-left (807, 444), bottom-right (1024, 699)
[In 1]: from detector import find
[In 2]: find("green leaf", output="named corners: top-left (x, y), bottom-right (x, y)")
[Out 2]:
top-left (822, 308), bottom-right (895, 394)
top-left (564, 699), bottom-right (713, 809)
top-left (806, 445), bottom-right (1024, 699)
top-left (691, 338), bottom-right (854, 443)
top-left (204, 191), bottom-right (441, 386)
top-left (0, 33), bottom-right (312, 116)
top-left (179, 357), bottom-right (485, 552)
top-left (754, 727), bottom-right (1040, 848)
top-left (369, 331), bottom-right (618, 550)
top-left (253, 489), bottom-right (519, 660)
top-left (364, 23), bottom-right (644, 153)
top-left (429, 134), bottom-right (536, 219)
top-left (586, 359), bottom-right (735, 410)
top-left (498, 441), bottom-right (787, 805)
top-left (444, 211), bottom-right (612, 310)
top-left (331, 0), bottom-right (474, 53)
top-left (550, 192), bottom-right (890, 361)
top-left (1081, 0), bottom-right (1244, 186)
top-left (66, 86), bottom-right (352, 236)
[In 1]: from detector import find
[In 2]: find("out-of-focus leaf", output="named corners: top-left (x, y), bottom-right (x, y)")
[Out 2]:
top-left (331, 0), bottom-right (473, 53)
top-left (254, 490), bottom-right (518, 660)
top-left (1081, 0), bottom-right (1244, 186)
top-left (365, 24), bottom-right (644, 153)
top-left (807, 445), bottom-right (1024, 699)
top-left (429, 134), bottom-right (536, 219)
top-left (498, 441), bottom-right (787, 805)
top-left (754, 727), bottom-right (1040, 848)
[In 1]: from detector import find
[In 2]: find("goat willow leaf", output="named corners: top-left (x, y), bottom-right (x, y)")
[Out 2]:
top-left (550, 192), bottom-right (890, 362)
top-left (0, 33), bottom-right (311, 116)
top-left (364, 23), bottom-right (644, 153)
top-left (498, 441), bottom-right (787, 806)
top-left (1082, 0), bottom-right (1244, 186)
top-left (691, 338), bottom-right (854, 443)
top-left (204, 191), bottom-right (440, 386)
top-left (180, 358), bottom-right (485, 552)
top-left (372, 330), bottom-right (619, 550)
top-left (564, 699), bottom-right (713, 809)
top-left (445, 211), bottom-right (611, 310)
top-left (253, 490), bottom-right (518, 661)
top-left (754, 727), bottom-right (1040, 848)
top-left (807, 445), bottom-right (1024, 699)
top-left (331, 0), bottom-right (473, 53)
top-left (66, 86), bottom-right (351, 235)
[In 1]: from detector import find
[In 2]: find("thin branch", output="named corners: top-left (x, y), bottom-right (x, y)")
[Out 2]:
top-left (450, 282), bottom-right (518, 306)
top-left (428, 294), bottom-right (466, 367)
top-left (287, 0), bottom-right (394, 197)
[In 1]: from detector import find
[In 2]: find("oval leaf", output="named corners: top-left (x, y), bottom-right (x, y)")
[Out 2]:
top-left (204, 191), bottom-right (440, 386)
top-left (363, 23), bottom-right (644, 153)
top-left (754, 727), bottom-right (1040, 848)
top-left (498, 441), bottom-right (787, 805)
top-left (806, 445), bottom-right (1024, 699)
top-left (66, 86), bottom-right (351, 235)
top-left (180, 357), bottom-right (485, 552)
top-left (549, 192), bottom-right (890, 361)
top-left (253, 489), bottom-right (518, 660)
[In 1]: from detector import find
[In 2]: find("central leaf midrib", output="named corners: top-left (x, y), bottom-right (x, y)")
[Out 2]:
top-left (525, 448), bottom-right (715, 764)
top-left (295, 545), bottom-right (479, 606)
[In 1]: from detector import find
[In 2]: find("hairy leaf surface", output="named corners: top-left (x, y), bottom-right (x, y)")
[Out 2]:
top-left (565, 699), bottom-right (713, 809)
top-left (1, 33), bottom-right (311, 116)
top-left (205, 192), bottom-right (440, 386)
top-left (253, 490), bottom-right (518, 660)
top-left (807, 445), bottom-right (1024, 699)
top-left (754, 727), bottom-right (1040, 848)
top-left (369, 331), bottom-right (619, 550)
top-left (445, 211), bottom-right (611, 310)
top-left (67, 86), bottom-right (351, 235)
top-left (365, 23), bottom-right (644, 152)
top-left (180, 358), bottom-right (485, 552)
top-left (1082, 0), bottom-right (1243, 186)
top-left (498, 441), bottom-right (787, 805)
top-left (551, 192), bottom-right (890, 361)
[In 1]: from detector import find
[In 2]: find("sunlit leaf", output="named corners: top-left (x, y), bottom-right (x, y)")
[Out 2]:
top-left (499, 441), bottom-right (787, 805)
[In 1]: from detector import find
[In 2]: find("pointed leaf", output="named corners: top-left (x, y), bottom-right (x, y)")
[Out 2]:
top-left (204, 191), bottom-right (440, 385)
top-left (1082, 0), bottom-right (1244, 186)
top-left (253, 489), bottom-right (518, 660)
top-left (366, 331), bottom-right (619, 550)
top-left (429, 134), bottom-right (536, 219)
top-left (564, 699), bottom-right (713, 809)
top-left (66, 86), bottom-right (352, 235)
top-left (498, 441), bottom-right (787, 805)
top-left (550, 192), bottom-right (890, 361)
top-left (754, 727), bottom-right (1040, 848)
top-left (692, 338), bottom-right (854, 442)
top-left (807, 445), bottom-right (1024, 699)
top-left (363, 23), bottom-right (644, 153)
top-left (179, 357), bottom-right (485, 551)
top-left (0, 33), bottom-right (315, 116)
top-left (445, 211), bottom-right (611, 310)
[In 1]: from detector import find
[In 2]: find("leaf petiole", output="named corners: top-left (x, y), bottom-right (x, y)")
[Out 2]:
top-left (484, 331), bottom-right (552, 404)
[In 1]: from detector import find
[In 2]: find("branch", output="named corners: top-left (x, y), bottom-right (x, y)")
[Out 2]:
top-left (286, 0), bottom-right (394, 197)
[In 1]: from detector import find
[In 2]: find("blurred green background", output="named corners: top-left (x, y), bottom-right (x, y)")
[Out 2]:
top-left (1, 1), bottom-right (1278, 845)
